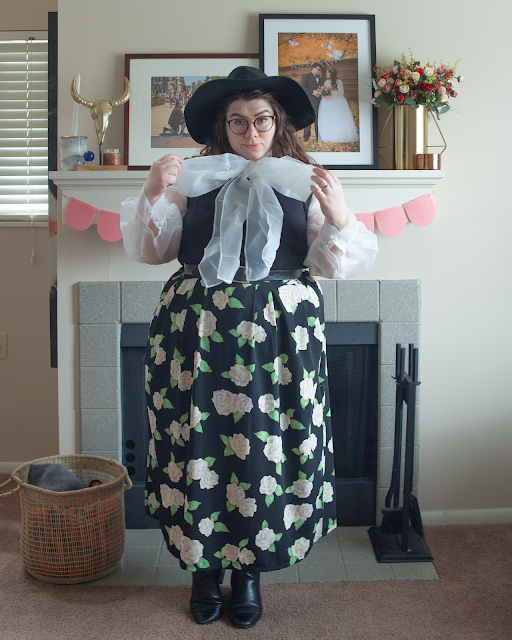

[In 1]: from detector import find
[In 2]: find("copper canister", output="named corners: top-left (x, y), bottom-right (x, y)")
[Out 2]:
top-left (103, 149), bottom-right (121, 166)
top-left (414, 153), bottom-right (441, 170)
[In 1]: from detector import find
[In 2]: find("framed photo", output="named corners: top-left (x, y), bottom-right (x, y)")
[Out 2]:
top-left (124, 54), bottom-right (259, 169)
top-left (259, 14), bottom-right (378, 169)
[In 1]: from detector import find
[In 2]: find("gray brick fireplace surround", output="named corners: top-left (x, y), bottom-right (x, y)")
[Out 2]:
top-left (77, 279), bottom-right (420, 521)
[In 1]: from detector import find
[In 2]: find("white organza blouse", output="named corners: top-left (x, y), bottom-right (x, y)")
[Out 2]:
top-left (121, 154), bottom-right (378, 284)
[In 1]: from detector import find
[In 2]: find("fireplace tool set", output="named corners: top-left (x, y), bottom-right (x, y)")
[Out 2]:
top-left (369, 343), bottom-right (433, 562)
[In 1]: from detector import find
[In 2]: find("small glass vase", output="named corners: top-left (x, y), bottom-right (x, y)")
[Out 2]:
top-left (60, 136), bottom-right (87, 171)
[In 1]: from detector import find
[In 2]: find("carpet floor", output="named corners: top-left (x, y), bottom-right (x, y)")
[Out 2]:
top-left (1, 475), bottom-right (511, 640)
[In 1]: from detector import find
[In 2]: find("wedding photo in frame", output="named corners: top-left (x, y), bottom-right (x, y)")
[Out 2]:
top-left (124, 54), bottom-right (259, 169)
top-left (259, 14), bottom-right (378, 169)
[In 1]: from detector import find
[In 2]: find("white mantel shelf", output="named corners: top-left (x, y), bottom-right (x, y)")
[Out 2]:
top-left (50, 170), bottom-right (445, 221)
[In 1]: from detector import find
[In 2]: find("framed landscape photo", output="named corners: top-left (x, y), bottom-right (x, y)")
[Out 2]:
top-left (124, 54), bottom-right (259, 169)
top-left (259, 14), bottom-right (378, 169)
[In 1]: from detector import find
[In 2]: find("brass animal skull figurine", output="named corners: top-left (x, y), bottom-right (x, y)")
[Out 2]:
top-left (70, 76), bottom-right (131, 146)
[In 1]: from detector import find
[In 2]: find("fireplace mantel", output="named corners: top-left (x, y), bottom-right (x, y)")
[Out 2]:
top-left (50, 170), bottom-right (445, 221)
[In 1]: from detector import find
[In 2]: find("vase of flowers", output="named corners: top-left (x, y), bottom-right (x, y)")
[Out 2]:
top-left (373, 53), bottom-right (463, 169)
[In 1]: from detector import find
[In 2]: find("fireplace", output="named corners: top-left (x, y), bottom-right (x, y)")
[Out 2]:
top-left (77, 278), bottom-right (420, 528)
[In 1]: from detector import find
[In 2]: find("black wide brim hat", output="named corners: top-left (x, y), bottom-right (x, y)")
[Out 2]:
top-left (184, 66), bottom-right (316, 144)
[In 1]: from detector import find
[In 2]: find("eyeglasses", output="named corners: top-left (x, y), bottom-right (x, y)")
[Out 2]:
top-left (227, 116), bottom-right (275, 135)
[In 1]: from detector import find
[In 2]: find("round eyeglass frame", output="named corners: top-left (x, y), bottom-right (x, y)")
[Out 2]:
top-left (227, 116), bottom-right (276, 135)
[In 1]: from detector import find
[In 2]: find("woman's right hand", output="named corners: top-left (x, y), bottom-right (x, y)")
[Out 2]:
top-left (144, 154), bottom-right (184, 206)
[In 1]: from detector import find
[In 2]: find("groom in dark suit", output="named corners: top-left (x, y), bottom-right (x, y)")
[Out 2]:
top-left (300, 62), bottom-right (323, 142)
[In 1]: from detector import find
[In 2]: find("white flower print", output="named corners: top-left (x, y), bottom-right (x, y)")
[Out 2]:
top-left (226, 483), bottom-right (246, 507)
top-left (170, 358), bottom-right (181, 381)
top-left (255, 527), bottom-right (276, 551)
top-left (145, 365), bottom-right (149, 384)
top-left (148, 408), bottom-right (157, 433)
top-left (184, 496), bottom-right (189, 513)
top-left (188, 458), bottom-right (208, 481)
top-left (148, 439), bottom-right (156, 459)
top-left (299, 377), bottom-right (317, 401)
top-left (169, 488), bottom-right (185, 508)
top-left (280, 413), bottom-right (291, 431)
top-left (297, 283), bottom-right (310, 301)
top-left (323, 482), bottom-right (334, 503)
top-left (212, 389), bottom-right (236, 416)
top-left (193, 351), bottom-right (202, 370)
top-left (239, 497), bottom-right (257, 518)
top-left (312, 403), bottom-right (323, 427)
top-left (190, 404), bottom-right (202, 429)
top-left (263, 435), bottom-right (283, 464)
top-left (284, 504), bottom-right (301, 530)
top-left (212, 290), bottom-right (229, 310)
top-left (307, 285), bottom-right (320, 308)
top-left (278, 285), bottom-right (294, 313)
top-left (169, 525), bottom-right (183, 550)
top-left (289, 284), bottom-right (303, 307)
top-left (323, 424), bottom-right (327, 448)
top-left (314, 518), bottom-right (323, 543)
top-left (258, 393), bottom-right (277, 414)
top-left (309, 433), bottom-right (318, 452)
top-left (146, 492), bottom-right (157, 510)
top-left (327, 521), bottom-right (337, 534)
top-left (229, 433), bottom-right (251, 460)
top-left (181, 423), bottom-right (191, 442)
top-left (292, 479), bottom-right (313, 499)
top-left (259, 476), bottom-right (277, 496)
top-left (160, 484), bottom-right (174, 509)
top-left (320, 451), bottom-right (325, 474)
top-left (163, 286), bottom-right (175, 305)
top-left (169, 420), bottom-right (181, 440)
top-left (298, 437), bottom-right (312, 457)
top-left (237, 321), bottom-right (267, 343)
top-left (154, 347), bottom-right (167, 366)
top-left (197, 309), bottom-right (217, 337)
top-left (239, 548), bottom-right (256, 565)
top-left (263, 301), bottom-right (277, 326)
top-left (328, 438), bottom-right (334, 453)
top-left (298, 503), bottom-right (314, 521)
top-left (167, 461), bottom-right (183, 483)
top-left (200, 469), bottom-right (219, 490)
top-left (154, 301), bottom-right (163, 317)
top-left (234, 393), bottom-right (254, 415)
top-left (152, 392), bottom-right (163, 412)
top-left (174, 309), bottom-right (187, 332)
top-left (221, 544), bottom-right (239, 563)
top-left (228, 364), bottom-right (252, 387)
top-left (273, 357), bottom-right (292, 385)
top-left (180, 537), bottom-right (204, 565)
top-left (291, 537), bottom-right (310, 560)
top-left (198, 518), bottom-right (215, 537)
top-left (153, 335), bottom-right (163, 350)
top-left (178, 370), bottom-right (193, 391)
top-left (176, 278), bottom-right (197, 295)
top-left (293, 326), bottom-right (309, 351)
top-left (313, 317), bottom-right (324, 342)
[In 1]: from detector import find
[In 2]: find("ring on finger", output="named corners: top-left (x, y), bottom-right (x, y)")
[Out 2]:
top-left (321, 183), bottom-right (330, 191)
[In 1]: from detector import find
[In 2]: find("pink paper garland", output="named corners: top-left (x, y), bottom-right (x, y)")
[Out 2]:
top-left (61, 191), bottom-right (437, 242)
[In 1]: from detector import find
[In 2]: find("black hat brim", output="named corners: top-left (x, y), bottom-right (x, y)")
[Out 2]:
top-left (184, 74), bottom-right (315, 145)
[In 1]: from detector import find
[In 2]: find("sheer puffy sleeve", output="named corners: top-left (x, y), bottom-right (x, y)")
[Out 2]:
top-left (120, 186), bottom-right (187, 264)
top-left (304, 195), bottom-right (378, 279)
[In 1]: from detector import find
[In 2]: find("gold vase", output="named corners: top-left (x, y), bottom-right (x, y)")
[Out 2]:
top-left (393, 105), bottom-right (427, 170)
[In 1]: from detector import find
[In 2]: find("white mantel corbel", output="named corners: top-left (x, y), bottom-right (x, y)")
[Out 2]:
top-left (49, 170), bottom-right (445, 222)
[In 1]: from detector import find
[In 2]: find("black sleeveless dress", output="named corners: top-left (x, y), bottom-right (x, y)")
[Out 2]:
top-left (144, 188), bottom-right (338, 572)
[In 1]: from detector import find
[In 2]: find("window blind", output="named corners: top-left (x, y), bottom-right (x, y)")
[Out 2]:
top-left (0, 36), bottom-right (48, 221)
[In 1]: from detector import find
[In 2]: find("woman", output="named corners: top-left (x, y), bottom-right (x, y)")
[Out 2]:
top-left (317, 67), bottom-right (359, 144)
top-left (163, 100), bottom-right (185, 136)
top-left (121, 66), bottom-right (377, 629)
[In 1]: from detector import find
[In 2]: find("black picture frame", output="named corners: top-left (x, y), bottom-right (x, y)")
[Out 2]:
top-left (259, 14), bottom-right (378, 170)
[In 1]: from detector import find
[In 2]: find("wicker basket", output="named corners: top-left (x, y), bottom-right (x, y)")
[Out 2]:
top-left (0, 454), bottom-right (132, 584)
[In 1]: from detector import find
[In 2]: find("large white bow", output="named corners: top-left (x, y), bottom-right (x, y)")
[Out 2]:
top-left (175, 153), bottom-right (315, 287)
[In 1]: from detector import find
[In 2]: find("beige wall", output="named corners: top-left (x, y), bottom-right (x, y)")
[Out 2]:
top-left (0, 0), bottom-right (59, 469)
top-left (7, 0), bottom-right (508, 517)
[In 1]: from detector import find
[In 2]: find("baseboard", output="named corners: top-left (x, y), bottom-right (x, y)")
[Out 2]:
top-left (422, 508), bottom-right (512, 525)
top-left (0, 462), bottom-right (26, 474)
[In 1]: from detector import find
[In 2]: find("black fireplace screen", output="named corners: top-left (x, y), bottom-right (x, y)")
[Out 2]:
top-left (121, 322), bottom-right (378, 528)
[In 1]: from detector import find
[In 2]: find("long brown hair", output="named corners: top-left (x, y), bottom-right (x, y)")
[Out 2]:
top-left (200, 89), bottom-right (319, 166)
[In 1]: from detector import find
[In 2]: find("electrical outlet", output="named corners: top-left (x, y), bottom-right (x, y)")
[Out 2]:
top-left (0, 334), bottom-right (7, 359)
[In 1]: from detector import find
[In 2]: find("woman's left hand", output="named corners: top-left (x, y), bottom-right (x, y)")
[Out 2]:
top-left (311, 167), bottom-right (349, 229)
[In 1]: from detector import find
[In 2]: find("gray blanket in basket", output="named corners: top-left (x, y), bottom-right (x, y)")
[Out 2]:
top-left (28, 463), bottom-right (88, 491)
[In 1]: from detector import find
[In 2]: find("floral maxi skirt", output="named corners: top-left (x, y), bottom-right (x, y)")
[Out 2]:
top-left (145, 269), bottom-right (338, 572)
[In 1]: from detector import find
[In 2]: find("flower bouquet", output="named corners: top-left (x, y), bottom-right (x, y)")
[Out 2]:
top-left (372, 52), bottom-right (463, 119)
top-left (313, 84), bottom-right (334, 99)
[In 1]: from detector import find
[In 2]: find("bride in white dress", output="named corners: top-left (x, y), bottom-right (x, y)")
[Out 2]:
top-left (317, 68), bottom-right (358, 143)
